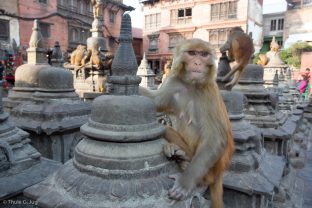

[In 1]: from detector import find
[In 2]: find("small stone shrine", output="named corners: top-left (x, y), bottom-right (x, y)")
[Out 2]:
top-left (216, 53), bottom-right (285, 208)
top-left (0, 80), bottom-right (61, 200)
top-left (221, 91), bottom-right (285, 208)
top-left (24, 14), bottom-right (209, 208)
top-left (4, 20), bottom-right (91, 163)
top-left (263, 37), bottom-right (288, 87)
top-left (232, 64), bottom-right (292, 157)
top-left (50, 41), bottom-right (64, 67)
top-left (137, 53), bottom-right (157, 90)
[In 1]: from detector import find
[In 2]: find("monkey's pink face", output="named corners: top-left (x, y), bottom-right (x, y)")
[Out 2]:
top-left (183, 50), bottom-right (212, 82)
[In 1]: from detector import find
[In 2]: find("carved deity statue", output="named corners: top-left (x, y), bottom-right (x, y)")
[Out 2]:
top-left (266, 36), bottom-right (285, 66)
top-left (91, 0), bottom-right (103, 18)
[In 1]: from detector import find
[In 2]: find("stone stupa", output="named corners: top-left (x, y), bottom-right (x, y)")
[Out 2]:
top-left (24, 14), bottom-right (209, 208)
top-left (0, 79), bottom-right (61, 200)
top-left (4, 20), bottom-right (90, 163)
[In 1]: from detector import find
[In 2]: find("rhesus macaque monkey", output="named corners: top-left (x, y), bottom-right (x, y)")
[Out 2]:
top-left (140, 38), bottom-right (234, 208)
top-left (70, 45), bottom-right (87, 66)
top-left (220, 27), bottom-right (254, 89)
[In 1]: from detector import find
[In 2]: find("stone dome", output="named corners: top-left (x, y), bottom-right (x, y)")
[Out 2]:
top-left (37, 66), bottom-right (74, 91)
top-left (80, 95), bottom-right (165, 142)
top-left (239, 64), bottom-right (264, 84)
top-left (14, 64), bottom-right (50, 89)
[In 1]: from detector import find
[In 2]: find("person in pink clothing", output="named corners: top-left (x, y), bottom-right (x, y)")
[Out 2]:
top-left (299, 77), bottom-right (308, 94)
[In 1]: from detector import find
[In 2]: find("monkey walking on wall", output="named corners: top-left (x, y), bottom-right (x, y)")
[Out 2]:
top-left (140, 38), bottom-right (235, 208)
top-left (220, 27), bottom-right (254, 90)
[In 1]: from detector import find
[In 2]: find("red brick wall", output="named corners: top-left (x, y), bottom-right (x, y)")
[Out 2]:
top-left (18, 0), bottom-right (68, 52)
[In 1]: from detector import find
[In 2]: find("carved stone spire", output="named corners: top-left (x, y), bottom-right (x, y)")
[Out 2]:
top-left (108, 13), bottom-right (141, 95)
top-left (27, 19), bottom-right (47, 64)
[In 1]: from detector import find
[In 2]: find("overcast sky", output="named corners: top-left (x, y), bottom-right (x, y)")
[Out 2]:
top-left (123, 0), bottom-right (144, 28)
top-left (122, 0), bottom-right (288, 28)
top-left (263, 0), bottom-right (287, 14)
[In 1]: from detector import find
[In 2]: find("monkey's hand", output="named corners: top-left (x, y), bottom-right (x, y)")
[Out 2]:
top-left (164, 143), bottom-right (188, 160)
top-left (168, 174), bottom-right (194, 200)
top-left (179, 112), bottom-right (192, 126)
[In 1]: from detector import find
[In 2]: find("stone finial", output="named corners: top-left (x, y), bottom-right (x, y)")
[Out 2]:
top-left (29, 19), bottom-right (44, 49)
top-left (108, 13), bottom-right (140, 95)
top-left (27, 19), bottom-right (47, 64)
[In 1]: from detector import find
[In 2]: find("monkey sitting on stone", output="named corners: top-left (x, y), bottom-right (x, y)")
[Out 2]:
top-left (70, 45), bottom-right (87, 66)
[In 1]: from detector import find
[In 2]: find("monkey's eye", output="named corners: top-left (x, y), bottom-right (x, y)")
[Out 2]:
top-left (186, 50), bottom-right (197, 56)
top-left (185, 51), bottom-right (210, 57)
top-left (200, 51), bottom-right (209, 57)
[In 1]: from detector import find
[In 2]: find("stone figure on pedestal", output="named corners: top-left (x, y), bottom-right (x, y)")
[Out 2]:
top-left (91, 0), bottom-right (103, 18)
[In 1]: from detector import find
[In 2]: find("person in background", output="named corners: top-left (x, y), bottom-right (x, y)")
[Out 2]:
top-left (0, 60), bottom-right (4, 80)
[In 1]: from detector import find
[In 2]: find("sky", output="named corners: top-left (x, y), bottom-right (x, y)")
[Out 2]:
top-left (123, 0), bottom-right (144, 28)
top-left (263, 0), bottom-right (287, 14)
top-left (122, 0), bottom-right (288, 28)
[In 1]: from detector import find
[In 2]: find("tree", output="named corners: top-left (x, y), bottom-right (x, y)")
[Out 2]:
top-left (280, 42), bottom-right (312, 68)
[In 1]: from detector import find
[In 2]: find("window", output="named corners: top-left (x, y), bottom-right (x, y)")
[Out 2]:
top-left (68, 0), bottom-right (77, 12)
top-left (168, 32), bottom-right (193, 50)
top-left (145, 13), bottom-right (161, 29)
top-left (0, 19), bottom-right (10, 41)
top-left (208, 28), bottom-right (232, 49)
top-left (211, 1), bottom-right (237, 21)
top-left (70, 28), bottom-right (79, 42)
top-left (109, 11), bottom-right (116, 23)
top-left (278, 19), bottom-right (284, 30)
top-left (58, 0), bottom-right (66, 7)
top-left (148, 35), bottom-right (159, 52)
top-left (39, 22), bottom-right (51, 38)
top-left (170, 8), bottom-right (192, 25)
top-left (39, 0), bottom-right (47, 4)
top-left (270, 19), bottom-right (277, 31)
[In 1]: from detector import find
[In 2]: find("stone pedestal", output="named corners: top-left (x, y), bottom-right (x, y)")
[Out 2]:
top-left (24, 14), bottom-right (209, 208)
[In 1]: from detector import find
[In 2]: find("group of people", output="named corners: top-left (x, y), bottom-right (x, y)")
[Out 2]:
top-left (297, 68), bottom-right (311, 100)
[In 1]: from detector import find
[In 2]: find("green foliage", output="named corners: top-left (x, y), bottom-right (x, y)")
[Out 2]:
top-left (280, 42), bottom-right (312, 68)
top-left (253, 52), bottom-right (260, 64)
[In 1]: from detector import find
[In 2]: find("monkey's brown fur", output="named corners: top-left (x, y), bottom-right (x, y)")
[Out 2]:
top-left (220, 27), bottom-right (254, 90)
top-left (140, 38), bottom-right (234, 208)
top-left (70, 45), bottom-right (87, 66)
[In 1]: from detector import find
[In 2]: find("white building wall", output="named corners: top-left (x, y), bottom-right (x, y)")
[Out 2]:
top-left (0, 16), bottom-right (20, 46)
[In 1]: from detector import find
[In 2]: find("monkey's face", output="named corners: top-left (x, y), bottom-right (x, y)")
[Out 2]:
top-left (182, 49), bottom-right (213, 84)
